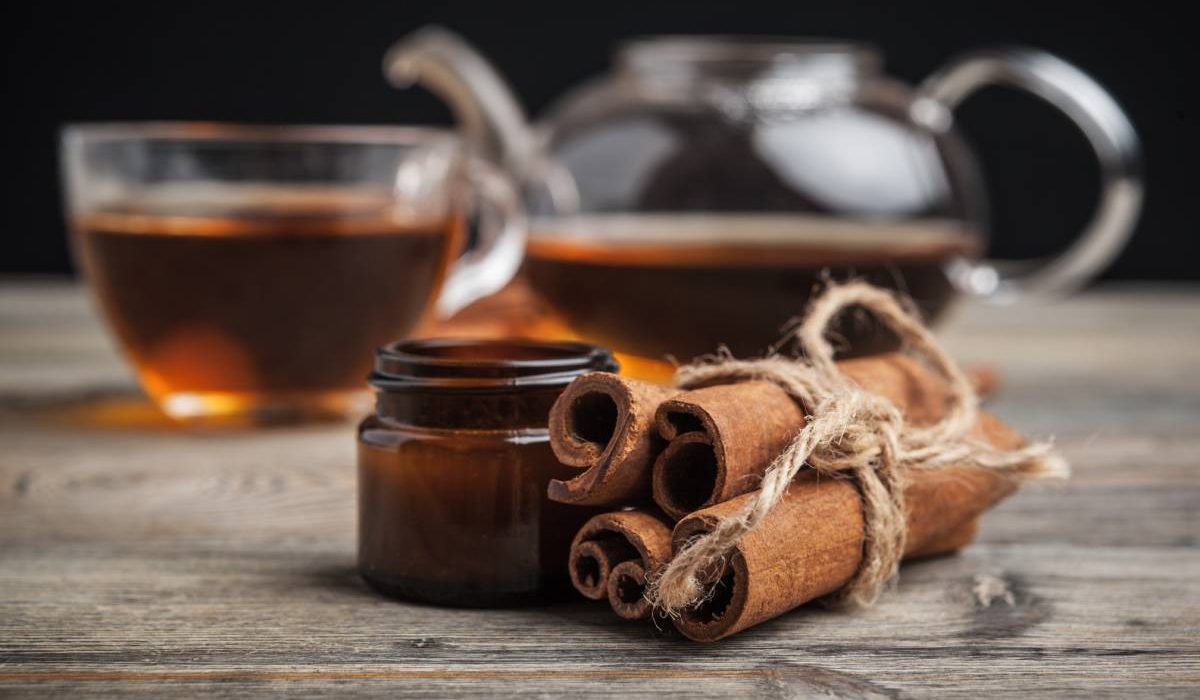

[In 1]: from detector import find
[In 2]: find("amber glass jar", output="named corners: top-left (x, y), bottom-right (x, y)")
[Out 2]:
top-left (358, 338), bottom-right (617, 606)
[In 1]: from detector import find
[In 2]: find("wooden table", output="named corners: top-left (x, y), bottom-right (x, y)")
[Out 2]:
top-left (1, 281), bottom-right (1197, 697)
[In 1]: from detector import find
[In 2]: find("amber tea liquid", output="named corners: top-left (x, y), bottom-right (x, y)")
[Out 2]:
top-left (525, 214), bottom-right (980, 361)
top-left (74, 188), bottom-right (463, 423)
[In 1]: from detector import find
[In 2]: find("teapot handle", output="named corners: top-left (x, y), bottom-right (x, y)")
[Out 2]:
top-left (384, 27), bottom-right (538, 181)
top-left (435, 156), bottom-right (527, 317)
top-left (916, 48), bottom-right (1143, 302)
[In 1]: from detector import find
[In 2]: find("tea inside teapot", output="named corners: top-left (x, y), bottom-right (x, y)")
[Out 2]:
top-left (525, 213), bottom-right (979, 360)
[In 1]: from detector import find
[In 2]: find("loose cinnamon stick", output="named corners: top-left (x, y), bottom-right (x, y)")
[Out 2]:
top-left (670, 411), bottom-right (1024, 642)
top-left (568, 509), bottom-right (674, 619)
top-left (548, 373), bottom-right (676, 506)
top-left (652, 353), bottom-right (955, 519)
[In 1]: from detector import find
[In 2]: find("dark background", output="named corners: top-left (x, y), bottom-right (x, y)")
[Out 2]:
top-left (3, 0), bottom-right (1193, 279)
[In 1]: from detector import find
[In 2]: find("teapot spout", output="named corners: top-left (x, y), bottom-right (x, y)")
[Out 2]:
top-left (384, 26), bottom-right (537, 181)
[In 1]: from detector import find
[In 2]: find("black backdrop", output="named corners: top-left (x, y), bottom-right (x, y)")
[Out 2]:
top-left (4, 0), bottom-right (1193, 279)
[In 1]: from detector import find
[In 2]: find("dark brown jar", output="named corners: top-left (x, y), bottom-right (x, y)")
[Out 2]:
top-left (358, 338), bottom-right (617, 606)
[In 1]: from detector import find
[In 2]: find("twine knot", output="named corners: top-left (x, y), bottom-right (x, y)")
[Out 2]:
top-left (646, 281), bottom-right (1068, 614)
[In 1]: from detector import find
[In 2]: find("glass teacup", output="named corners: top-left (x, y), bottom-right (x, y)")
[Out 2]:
top-left (62, 123), bottom-right (522, 426)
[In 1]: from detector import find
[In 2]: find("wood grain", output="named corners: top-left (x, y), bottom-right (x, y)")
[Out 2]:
top-left (1, 281), bottom-right (1198, 697)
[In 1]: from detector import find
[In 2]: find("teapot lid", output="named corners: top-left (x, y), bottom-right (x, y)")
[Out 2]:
top-left (616, 36), bottom-right (881, 86)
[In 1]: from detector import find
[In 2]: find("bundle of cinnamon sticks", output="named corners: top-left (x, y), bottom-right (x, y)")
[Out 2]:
top-left (547, 353), bottom-right (1022, 642)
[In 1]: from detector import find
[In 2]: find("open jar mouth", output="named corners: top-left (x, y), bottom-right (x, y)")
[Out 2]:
top-left (370, 338), bottom-right (618, 392)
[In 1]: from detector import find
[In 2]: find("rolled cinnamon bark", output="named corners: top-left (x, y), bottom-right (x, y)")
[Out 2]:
top-left (607, 560), bottom-right (658, 620)
top-left (670, 411), bottom-right (1024, 642)
top-left (567, 509), bottom-right (674, 619)
top-left (548, 373), bottom-right (676, 506)
top-left (651, 353), bottom-right (958, 520)
top-left (569, 538), bottom-right (636, 600)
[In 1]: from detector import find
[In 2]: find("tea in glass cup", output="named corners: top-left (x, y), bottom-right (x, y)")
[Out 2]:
top-left (62, 124), bottom-right (522, 425)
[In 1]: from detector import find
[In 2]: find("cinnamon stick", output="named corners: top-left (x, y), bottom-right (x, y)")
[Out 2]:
top-left (651, 353), bottom-right (955, 519)
top-left (567, 509), bottom-right (674, 619)
top-left (670, 411), bottom-right (1024, 642)
top-left (548, 372), bottom-right (676, 506)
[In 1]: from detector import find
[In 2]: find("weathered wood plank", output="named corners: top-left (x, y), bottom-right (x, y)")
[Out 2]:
top-left (0, 541), bottom-right (1196, 695)
top-left (1, 280), bottom-right (1198, 698)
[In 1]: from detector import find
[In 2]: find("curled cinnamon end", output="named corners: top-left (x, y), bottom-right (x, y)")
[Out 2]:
top-left (652, 381), bottom-right (806, 520)
top-left (607, 560), bottom-right (653, 620)
top-left (668, 510), bottom-right (758, 643)
top-left (570, 539), bottom-right (636, 600)
top-left (651, 433), bottom-right (722, 521)
top-left (548, 373), bottom-right (675, 506)
top-left (567, 509), bottom-right (674, 616)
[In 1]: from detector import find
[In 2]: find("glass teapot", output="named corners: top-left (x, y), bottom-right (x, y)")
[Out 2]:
top-left (385, 28), bottom-right (1142, 361)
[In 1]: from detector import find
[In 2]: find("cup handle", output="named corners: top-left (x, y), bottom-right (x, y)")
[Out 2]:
top-left (435, 157), bottom-right (527, 317)
top-left (916, 48), bottom-right (1143, 302)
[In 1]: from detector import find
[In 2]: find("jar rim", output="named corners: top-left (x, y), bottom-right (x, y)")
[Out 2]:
top-left (370, 338), bottom-right (619, 391)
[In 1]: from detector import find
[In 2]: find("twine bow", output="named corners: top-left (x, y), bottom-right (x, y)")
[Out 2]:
top-left (646, 281), bottom-right (1069, 614)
